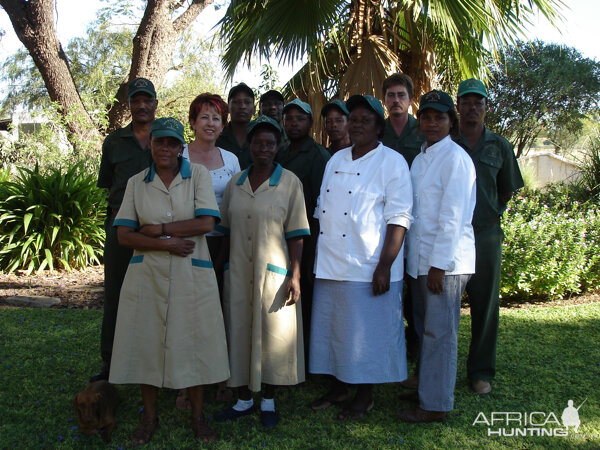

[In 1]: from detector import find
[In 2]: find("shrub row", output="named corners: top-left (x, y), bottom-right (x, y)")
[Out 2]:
top-left (0, 164), bottom-right (105, 274)
top-left (501, 186), bottom-right (600, 300)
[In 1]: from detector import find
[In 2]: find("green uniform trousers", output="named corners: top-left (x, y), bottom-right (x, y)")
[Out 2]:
top-left (100, 214), bottom-right (133, 366)
top-left (466, 222), bottom-right (503, 382)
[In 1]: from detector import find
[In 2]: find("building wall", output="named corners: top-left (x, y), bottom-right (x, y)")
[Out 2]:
top-left (518, 152), bottom-right (581, 188)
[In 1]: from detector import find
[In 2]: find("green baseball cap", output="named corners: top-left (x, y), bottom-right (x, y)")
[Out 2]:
top-left (346, 94), bottom-right (385, 120)
top-left (283, 98), bottom-right (312, 116)
top-left (321, 99), bottom-right (349, 117)
top-left (417, 90), bottom-right (455, 116)
top-left (150, 117), bottom-right (185, 143)
top-left (128, 77), bottom-right (156, 98)
top-left (457, 78), bottom-right (488, 98)
top-left (247, 115), bottom-right (282, 140)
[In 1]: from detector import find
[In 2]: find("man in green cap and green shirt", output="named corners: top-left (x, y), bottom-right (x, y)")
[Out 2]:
top-left (92, 77), bottom-right (157, 381)
top-left (278, 98), bottom-right (330, 367)
top-left (455, 78), bottom-right (524, 395)
top-left (321, 99), bottom-right (351, 155)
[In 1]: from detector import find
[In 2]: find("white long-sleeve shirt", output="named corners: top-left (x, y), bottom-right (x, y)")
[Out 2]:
top-left (314, 143), bottom-right (413, 282)
top-left (406, 135), bottom-right (476, 278)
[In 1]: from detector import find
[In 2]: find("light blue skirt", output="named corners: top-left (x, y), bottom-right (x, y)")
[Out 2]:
top-left (309, 279), bottom-right (408, 384)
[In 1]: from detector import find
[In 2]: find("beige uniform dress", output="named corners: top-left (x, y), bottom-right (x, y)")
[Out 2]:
top-left (109, 160), bottom-right (230, 389)
top-left (220, 164), bottom-right (310, 392)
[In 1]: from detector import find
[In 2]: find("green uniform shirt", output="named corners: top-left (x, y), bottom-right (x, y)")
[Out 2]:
top-left (216, 123), bottom-right (253, 169)
top-left (276, 136), bottom-right (330, 217)
top-left (454, 128), bottom-right (524, 229)
top-left (97, 123), bottom-right (152, 210)
top-left (381, 115), bottom-right (424, 168)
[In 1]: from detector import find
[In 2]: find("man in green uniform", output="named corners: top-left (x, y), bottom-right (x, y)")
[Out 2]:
top-left (216, 82), bottom-right (256, 169)
top-left (455, 78), bottom-right (524, 394)
top-left (278, 99), bottom-right (330, 367)
top-left (259, 89), bottom-right (290, 151)
top-left (381, 73), bottom-right (423, 167)
top-left (259, 89), bottom-right (284, 125)
top-left (381, 73), bottom-right (424, 365)
top-left (91, 78), bottom-right (157, 382)
top-left (321, 99), bottom-right (351, 155)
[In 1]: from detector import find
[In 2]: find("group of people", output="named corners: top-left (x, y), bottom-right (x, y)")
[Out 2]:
top-left (91, 73), bottom-right (523, 445)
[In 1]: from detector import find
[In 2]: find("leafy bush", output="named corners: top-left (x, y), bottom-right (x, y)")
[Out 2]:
top-left (578, 135), bottom-right (600, 201)
top-left (501, 186), bottom-right (600, 300)
top-left (0, 164), bottom-right (106, 274)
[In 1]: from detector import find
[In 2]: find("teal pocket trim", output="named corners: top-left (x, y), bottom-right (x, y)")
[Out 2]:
top-left (285, 228), bottom-right (310, 239)
top-left (224, 262), bottom-right (230, 271)
top-left (114, 219), bottom-right (139, 229)
top-left (266, 263), bottom-right (290, 277)
top-left (130, 255), bottom-right (144, 264)
top-left (192, 258), bottom-right (213, 269)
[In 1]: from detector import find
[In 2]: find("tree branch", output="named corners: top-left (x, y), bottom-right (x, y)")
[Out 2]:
top-left (172, 0), bottom-right (213, 34)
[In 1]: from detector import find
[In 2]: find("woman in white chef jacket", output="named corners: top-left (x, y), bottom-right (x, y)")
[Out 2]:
top-left (398, 90), bottom-right (476, 423)
top-left (309, 95), bottom-right (413, 420)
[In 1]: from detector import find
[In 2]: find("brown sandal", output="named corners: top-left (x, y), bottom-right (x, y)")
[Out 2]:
top-left (130, 417), bottom-right (159, 446)
top-left (310, 390), bottom-right (352, 411)
top-left (192, 415), bottom-right (216, 442)
top-left (337, 398), bottom-right (374, 420)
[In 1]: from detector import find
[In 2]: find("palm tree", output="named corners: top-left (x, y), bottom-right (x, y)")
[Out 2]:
top-left (218, 0), bottom-right (563, 116)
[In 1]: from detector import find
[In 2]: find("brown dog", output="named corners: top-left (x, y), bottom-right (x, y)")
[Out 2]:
top-left (72, 380), bottom-right (119, 442)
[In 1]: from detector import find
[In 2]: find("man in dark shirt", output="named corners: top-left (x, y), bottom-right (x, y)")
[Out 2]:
top-left (91, 78), bottom-right (157, 381)
top-left (259, 89), bottom-right (289, 151)
top-left (381, 74), bottom-right (424, 366)
top-left (278, 98), bottom-right (330, 367)
top-left (259, 89), bottom-right (284, 124)
top-left (455, 78), bottom-right (524, 395)
top-left (381, 73), bottom-right (423, 167)
top-left (216, 83), bottom-right (256, 169)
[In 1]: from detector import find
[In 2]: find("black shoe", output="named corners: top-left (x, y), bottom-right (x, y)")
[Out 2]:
top-left (89, 365), bottom-right (110, 382)
top-left (260, 410), bottom-right (279, 428)
top-left (213, 405), bottom-right (256, 422)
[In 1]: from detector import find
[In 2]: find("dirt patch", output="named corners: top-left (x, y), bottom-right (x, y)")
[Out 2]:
top-left (461, 290), bottom-right (600, 314)
top-left (1, 265), bottom-right (599, 311)
top-left (0, 265), bottom-right (104, 310)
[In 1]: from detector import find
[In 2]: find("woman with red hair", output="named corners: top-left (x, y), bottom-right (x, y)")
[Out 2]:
top-left (177, 93), bottom-right (240, 407)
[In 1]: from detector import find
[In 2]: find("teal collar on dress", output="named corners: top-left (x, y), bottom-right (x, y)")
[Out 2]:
top-left (144, 157), bottom-right (191, 183)
top-left (236, 162), bottom-right (283, 186)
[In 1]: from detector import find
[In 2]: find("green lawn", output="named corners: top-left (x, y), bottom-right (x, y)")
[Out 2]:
top-left (1, 303), bottom-right (599, 449)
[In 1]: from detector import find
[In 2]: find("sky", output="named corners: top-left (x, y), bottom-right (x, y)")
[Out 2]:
top-left (0, 0), bottom-right (598, 90)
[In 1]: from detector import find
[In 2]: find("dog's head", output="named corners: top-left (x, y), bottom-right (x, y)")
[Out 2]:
top-left (72, 390), bottom-right (104, 432)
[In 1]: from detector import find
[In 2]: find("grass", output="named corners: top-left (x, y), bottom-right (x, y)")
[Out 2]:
top-left (0, 303), bottom-right (599, 449)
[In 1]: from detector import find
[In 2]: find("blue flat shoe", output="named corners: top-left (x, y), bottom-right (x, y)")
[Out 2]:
top-left (260, 410), bottom-right (279, 428)
top-left (214, 405), bottom-right (256, 422)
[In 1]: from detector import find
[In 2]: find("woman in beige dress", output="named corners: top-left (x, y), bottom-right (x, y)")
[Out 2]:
top-left (214, 115), bottom-right (310, 428)
top-left (177, 93), bottom-right (240, 407)
top-left (109, 117), bottom-right (229, 444)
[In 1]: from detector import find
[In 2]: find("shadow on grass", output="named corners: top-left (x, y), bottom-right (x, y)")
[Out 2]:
top-left (0, 304), bottom-right (598, 449)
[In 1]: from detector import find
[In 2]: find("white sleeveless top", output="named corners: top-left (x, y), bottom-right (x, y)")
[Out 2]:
top-left (182, 145), bottom-right (241, 236)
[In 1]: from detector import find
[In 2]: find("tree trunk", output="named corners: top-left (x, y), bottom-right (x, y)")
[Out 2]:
top-left (106, 0), bottom-right (213, 132)
top-left (0, 0), bottom-right (101, 148)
